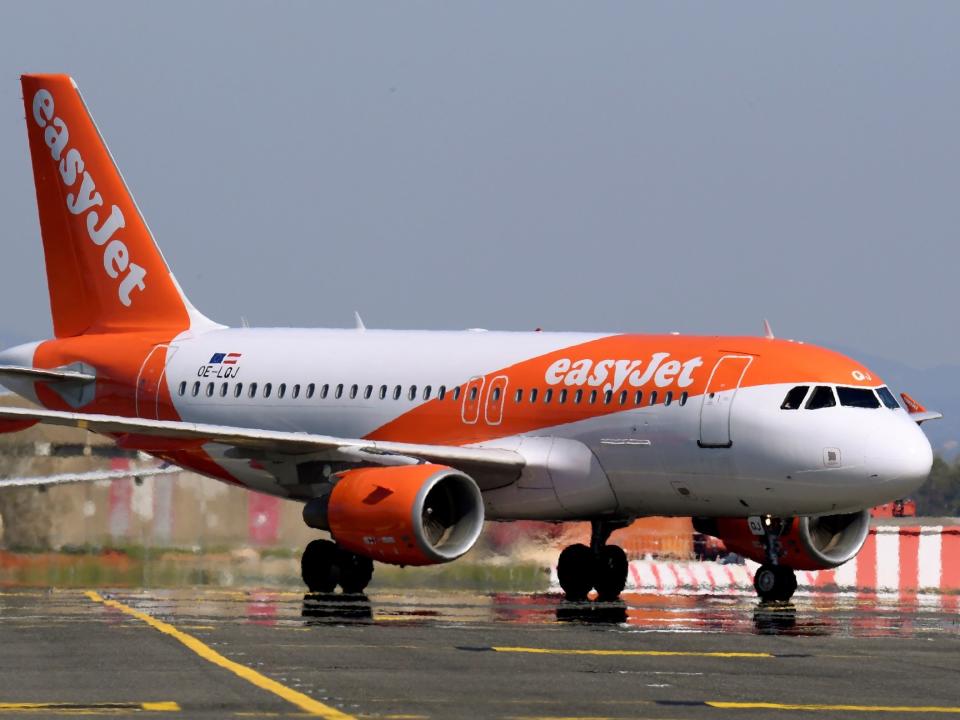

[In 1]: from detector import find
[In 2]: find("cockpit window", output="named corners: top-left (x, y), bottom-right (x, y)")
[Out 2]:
top-left (877, 386), bottom-right (901, 410)
top-left (805, 385), bottom-right (836, 410)
top-left (837, 386), bottom-right (881, 409)
top-left (781, 386), bottom-right (809, 410)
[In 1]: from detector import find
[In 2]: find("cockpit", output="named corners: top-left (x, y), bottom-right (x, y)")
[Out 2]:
top-left (780, 385), bottom-right (901, 411)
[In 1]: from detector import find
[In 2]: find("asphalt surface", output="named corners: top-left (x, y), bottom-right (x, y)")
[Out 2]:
top-left (0, 588), bottom-right (958, 719)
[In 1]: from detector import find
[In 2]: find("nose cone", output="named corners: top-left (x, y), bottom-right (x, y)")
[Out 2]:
top-left (868, 417), bottom-right (933, 499)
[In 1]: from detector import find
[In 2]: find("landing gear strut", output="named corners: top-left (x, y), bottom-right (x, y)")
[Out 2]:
top-left (557, 519), bottom-right (630, 601)
top-left (753, 517), bottom-right (798, 603)
top-left (301, 539), bottom-right (374, 595)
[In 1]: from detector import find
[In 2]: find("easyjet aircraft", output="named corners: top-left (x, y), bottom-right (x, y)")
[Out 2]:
top-left (0, 75), bottom-right (938, 602)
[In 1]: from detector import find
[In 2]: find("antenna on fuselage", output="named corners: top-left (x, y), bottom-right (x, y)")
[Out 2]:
top-left (354, 311), bottom-right (366, 331)
top-left (762, 319), bottom-right (775, 339)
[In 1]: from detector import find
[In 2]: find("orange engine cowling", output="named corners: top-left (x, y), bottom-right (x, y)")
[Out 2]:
top-left (693, 510), bottom-right (871, 570)
top-left (302, 464), bottom-right (485, 566)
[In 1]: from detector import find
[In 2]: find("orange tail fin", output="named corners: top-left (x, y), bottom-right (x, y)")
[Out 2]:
top-left (21, 74), bottom-right (215, 337)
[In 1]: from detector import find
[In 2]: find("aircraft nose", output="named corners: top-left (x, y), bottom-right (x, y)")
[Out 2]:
top-left (868, 419), bottom-right (933, 496)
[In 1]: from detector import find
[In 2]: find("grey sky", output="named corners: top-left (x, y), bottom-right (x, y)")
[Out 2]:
top-left (1, 2), bottom-right (958, 369)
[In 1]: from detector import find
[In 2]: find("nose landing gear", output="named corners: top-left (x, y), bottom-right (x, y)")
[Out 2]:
top-left (557, 519), bottom-right (631, 601)
top-left (753, 516), bottom-right (798, 603)
top-left (301, 539), bottom-right (374, 595)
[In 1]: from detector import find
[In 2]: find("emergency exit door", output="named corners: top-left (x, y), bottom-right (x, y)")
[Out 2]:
top-left (698, 355), bottom-right (752, 448)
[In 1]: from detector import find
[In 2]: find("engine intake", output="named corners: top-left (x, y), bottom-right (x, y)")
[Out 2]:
top-left (303, 464), bottom-right (484, 566)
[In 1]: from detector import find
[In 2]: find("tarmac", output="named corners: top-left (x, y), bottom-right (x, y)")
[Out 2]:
top-left (0, 587), bottom-right (958, 719)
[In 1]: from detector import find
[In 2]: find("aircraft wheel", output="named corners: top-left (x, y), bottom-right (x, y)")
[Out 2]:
top-left (337, 549), bottom-right (374, 594)
top-left (301, 539), bottom-right (340, 594)
top-left (557, 543), bottom-right (594, 601)
top-left (594, 545), bottom-right (628, 601)
top-left (754, 564), bottom-right (797, 603)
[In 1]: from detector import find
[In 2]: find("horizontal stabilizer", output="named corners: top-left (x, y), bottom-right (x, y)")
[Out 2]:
top-left (0, 365), bottom-right (95, 383)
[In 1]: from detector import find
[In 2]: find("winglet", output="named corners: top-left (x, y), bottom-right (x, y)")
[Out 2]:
top-left (762, 319), bottom-right (775, 340)
top-left (354, 312), bottom-right (366, 331)
top-left (900, 392), bottom-right (943, 424)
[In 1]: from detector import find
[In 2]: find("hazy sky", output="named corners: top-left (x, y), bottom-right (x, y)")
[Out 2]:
top-left (1, 2), bottom-right (958, 368)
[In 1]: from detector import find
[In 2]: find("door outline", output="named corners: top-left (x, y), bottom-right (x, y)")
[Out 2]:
top-left (484, 375), bottom-right (509, 426)
top-left (136, 344), bottom-right (176, 420)
top-left (698, 355), bottom-right (753, 448)
top-left (461, 376), bottom-right (485, 424)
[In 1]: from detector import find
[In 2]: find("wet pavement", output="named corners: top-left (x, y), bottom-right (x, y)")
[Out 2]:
top-left (0, 588), bottom-right (958, 718)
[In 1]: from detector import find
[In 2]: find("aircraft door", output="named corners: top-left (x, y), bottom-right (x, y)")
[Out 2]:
top-left (461, 376), bottom-right (485, 424)
top-left (698, 355), bottom-right (752, 448)
top-left (136, 345), bottom-right (177, 420)
top-left (484, 375), bottom-right (509, 425)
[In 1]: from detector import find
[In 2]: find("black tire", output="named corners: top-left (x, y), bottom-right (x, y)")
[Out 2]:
top-left (557, 543), bottom-right (594, 601)
top-left (753, 564), bottom-right (779, 602)
top-left (301, 539), bottom-right (339, 594)
top-left (774, 566), bottom-right (798, 602)
top-left (337, 549), bottom-right (374, 594)
top-left (594, 545), bottom-right (628, 601)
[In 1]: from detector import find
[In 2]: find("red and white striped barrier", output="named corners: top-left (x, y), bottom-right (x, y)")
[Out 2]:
top-left (551, 525), bottom-right (960, 594)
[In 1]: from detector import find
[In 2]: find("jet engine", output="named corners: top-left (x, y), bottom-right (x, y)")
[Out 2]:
top-left (693, 510), bottom-right (871, 570)
top-left (303, 463), bottom-right (485, 566)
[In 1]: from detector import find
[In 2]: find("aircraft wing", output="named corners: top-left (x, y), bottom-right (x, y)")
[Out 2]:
top-left (0, 465), bottom-right (182, 489)
top-left (900, 392), bottom-right (943, 424)
top-left (0, 365), bottom-right (96, 383)
top-left (0, 406), bottom-right (525, 480)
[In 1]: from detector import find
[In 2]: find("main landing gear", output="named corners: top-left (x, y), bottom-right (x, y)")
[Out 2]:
top-left (301, 539), bottom-right (374, 595)
top-left (753, 517), bottom-right (798, 603)
top-left (557, 519), bottom-right (630, 601)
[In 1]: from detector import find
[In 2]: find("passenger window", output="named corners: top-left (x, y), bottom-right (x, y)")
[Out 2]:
top-left (837, 386), bottom-right (881, 409)
top-left (191, 381), bottom-right (200, 397)
top-left (664, 391), bottom-right (673, 406)
top-left (349, 384), bottom-right (358, 399)
top-left (263, 383), bottom-right (272, 398)
top-left (206, 382), bottom-right (214, 397)
top-left (453, 386), bottom-right (461, 401)
top-left (574, 389), bottom-right (583, 404)
top-left (393, 385), bottom-right (402, 400)
top-left (492, 387), bottom-right (501, 402)
top-left (320, 384), bottom-right (329, 399)
top-left (364, 385), bottom-right (373, 400)
top-left (634, 390), bottom-right (643, 406)
top-left (409, 385), bottom-right (418, 401)
top-left (220, 382), bottom-right (229, 397)
top-left (558, 389), bottom-right (567, 404)
top-left (438, 385), bottom-right (447, 400)
top-left (178, 381), bottom-right (186, 396)
top-left (515, 388), bottom-right (523, 403)
top-left (278, 383), bottom-right (286, 399)
top-left (292, 384), bottom-right (300, 399)
top-left (806, 386), bottom-right (836, 409)
top-left (234, 383), bottom-right (243, 398)
top-left (544, 389), bottom-right (553, 403)
top-left (877, 386), bottom-right (901, 410)
top-left (423, 385), bottom-right (432, 400)
top-left (306, 383), bottom-right (315, 399)
top-left (603, 390), bottom-right (612, 405)
top-left (248, 382), bottom-right (258, 398)
top-left (589, 390), bottom-right (597, 404)
top-left (780, 386), bottom-right (810, 410)
top-left (679, 391), bottom-right (688, 406)
top-left (529, 388), bottom-right (538, 403)
top-left (335, 384), bottom-right (343, 399)
top-left (379, 385), bottom-right (387, 400)
top-left (619, 390), bottom-right (628, 405)
top-left (649, 390), bottom-right (658, 405)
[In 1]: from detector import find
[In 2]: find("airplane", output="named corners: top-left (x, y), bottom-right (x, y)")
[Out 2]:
top-left (0, 74), bottom-right (937, 603)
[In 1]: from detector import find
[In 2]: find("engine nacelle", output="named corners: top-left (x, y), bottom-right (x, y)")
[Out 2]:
top-left (693, 510), bottom-right (871, 570)
top-left (303, 464), bottom-right (484, 566)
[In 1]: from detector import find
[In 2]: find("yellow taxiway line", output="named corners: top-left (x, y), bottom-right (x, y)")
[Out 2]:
top-left (0, 702), bottom-right (179, 714)
top-left (84, 591), bottom-right (355, 720)
top-left (708, 702), bottom-right (960, 713)
top-left (492, 646), bottom-right (772, 659)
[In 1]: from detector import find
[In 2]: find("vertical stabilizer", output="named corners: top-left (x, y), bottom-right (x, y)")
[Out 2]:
top-left (20, 74), bottom-right (217, 337)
